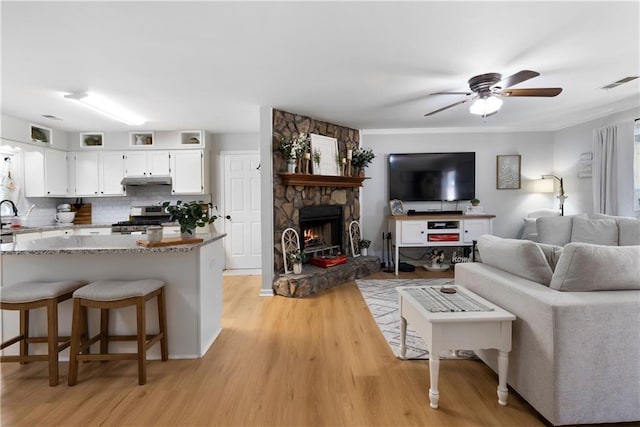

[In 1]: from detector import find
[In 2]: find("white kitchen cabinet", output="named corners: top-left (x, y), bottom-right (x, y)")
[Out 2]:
top-left (124, 151), bottom-right (170, 177)
top-left (171, 150), bottom-right (208, 195)
top-left (74, 152), bottom-right (125, 196)
top-left (14, 231), bottom-right (42, 243)
top-left (41, 229), bottom-right (73, 238)
top-left (24, 149), bottom-right (68, 197)
top-left (100, 152), bottom-right (126, 195)
top-left (74, 227), bottom-right (111, 236)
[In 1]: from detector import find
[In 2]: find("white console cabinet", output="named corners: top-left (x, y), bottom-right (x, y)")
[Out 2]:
top-left (388, 214), bottom-right (495, 275)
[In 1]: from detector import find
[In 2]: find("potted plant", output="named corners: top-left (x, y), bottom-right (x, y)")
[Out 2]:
top-left (359, 239), bottom-right (371, 256)
top-left (288, 250), bottom-right (303, 274)
top-left (470, 198), bottom-right (480, 207)
top-left (162, 200), bottom-right (217, 239)
top-left (279, 133), bottom-right (310, 173)
top-left (350, 146), bottom-right (376, 176)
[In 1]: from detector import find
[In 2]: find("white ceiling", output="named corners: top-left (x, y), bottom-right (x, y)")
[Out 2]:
top-left (2, 1), bottom-right (638, 134)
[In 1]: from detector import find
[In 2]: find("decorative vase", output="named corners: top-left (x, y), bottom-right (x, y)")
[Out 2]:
top-left (293, 262), bottom-right (302, 274)
top-left (287, 159), bottom-right (296, 173)
top-left (181, 229), bottom-right (195, 240)
top-left (361, 248), bottom-right (368, 256)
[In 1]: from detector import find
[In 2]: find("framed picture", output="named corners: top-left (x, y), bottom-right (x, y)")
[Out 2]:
top-left (389, 199), bottom-right (405, 216)
top-left (496, 154), bottom-right (521, 189)
top-left (310, 133), bottom-right (340, 176)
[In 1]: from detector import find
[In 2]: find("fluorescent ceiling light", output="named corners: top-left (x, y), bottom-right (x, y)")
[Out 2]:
top-left (469, 95), bottom-right (503, 116)
top-left (64, 92), bottom-right (145, 126)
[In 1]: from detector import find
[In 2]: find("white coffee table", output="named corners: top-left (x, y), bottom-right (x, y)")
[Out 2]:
top-left (397, 285), bottom-right (516, 409)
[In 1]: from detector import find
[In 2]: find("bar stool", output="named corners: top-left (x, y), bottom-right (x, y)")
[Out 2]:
top-left (0, 280), bottom-right (88, 386)
top-left (67, 279), bottom-right (168, 386)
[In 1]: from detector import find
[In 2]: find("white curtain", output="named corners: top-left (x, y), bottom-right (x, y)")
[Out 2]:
top-left (592, 125), bottom-right (618, 214)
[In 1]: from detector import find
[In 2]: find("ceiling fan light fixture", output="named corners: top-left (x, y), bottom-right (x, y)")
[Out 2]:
top-left (64, 92), bottom-right (145, 126)
top-left (469, 95), bottom-right (503, 116)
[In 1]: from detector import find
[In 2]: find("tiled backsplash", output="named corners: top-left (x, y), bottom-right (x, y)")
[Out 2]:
top-left (23, 186), bottom-right (213, 226)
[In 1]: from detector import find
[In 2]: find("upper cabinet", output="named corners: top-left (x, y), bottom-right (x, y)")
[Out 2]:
top-left (24, 149), bottom-right (68, 197)
top-left (171, 150), bottom-right (208, 195)
top-left (74, 152), bottom-right (125, 196)
top-left (124, 151), bottom-right (170, 177)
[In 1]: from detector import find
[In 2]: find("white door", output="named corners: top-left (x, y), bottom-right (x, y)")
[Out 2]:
top-left (123, 152), bottom-right (147, 176)
top-left (222, 152), bottom-right (261, 269)
top-left (148, 151), bottom-right (170, 176)
top-left (45, 149), bottom-right (68, 196)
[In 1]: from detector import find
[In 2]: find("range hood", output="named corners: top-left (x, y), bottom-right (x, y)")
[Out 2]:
top-left (120, 176), bottom-right (172, 186)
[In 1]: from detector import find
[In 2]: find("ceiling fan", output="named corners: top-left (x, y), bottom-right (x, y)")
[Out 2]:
top-left (424, 70), bottom-right (562, 117)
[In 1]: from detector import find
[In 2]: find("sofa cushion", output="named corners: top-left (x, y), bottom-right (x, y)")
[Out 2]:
top-left (550, 242), bottom-right (640, 291)
top-left (477, 235), bottom-right (553, 285)
top-left (536, 243), bottom-right (563, 271)
top-left (536, 215), bottom-right (574, 246)
top-left (591, 214), bottom-right (640, 246)
top-left (571, 217), bottom-right (618, 246)
top-left (521, 218), bottom-right (539, 241)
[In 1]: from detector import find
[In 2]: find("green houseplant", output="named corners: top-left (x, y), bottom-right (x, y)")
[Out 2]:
top-left (288, 250), bottom-right (303, 274)
top-left (162, 200), bottom-right (217, 239)
top-left (351, 147), bottom-right (376, 176)
top-left (470, 198), bottom-right (480, 206)
top-left (359, 239), bottom-right (371, 256)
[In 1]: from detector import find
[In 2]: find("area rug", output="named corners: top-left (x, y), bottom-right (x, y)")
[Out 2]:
top-left (355, 278), bottom-right (476, 360)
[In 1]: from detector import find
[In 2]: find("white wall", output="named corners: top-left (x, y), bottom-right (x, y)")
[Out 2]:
top-left (360, 130), bottom-right (556, 258)
top-left (553, 107), bottom-right (638, 216)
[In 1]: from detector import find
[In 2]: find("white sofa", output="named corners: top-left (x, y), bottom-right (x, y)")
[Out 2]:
top-left (455, 216), bottom-right (640, 426)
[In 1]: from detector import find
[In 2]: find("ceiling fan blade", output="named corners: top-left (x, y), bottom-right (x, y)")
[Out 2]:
top-left (496, 70), bottom-right (540, 89)
top-left (424, 98), bottom-right (472, 117)
top-left (430, 91), bottom-right (473, 96)
top-left (501, 88), bottom-right (563, 97)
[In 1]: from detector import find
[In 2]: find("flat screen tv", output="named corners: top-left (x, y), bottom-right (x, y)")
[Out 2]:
top-left (388, 152), bottom-right (475, 201)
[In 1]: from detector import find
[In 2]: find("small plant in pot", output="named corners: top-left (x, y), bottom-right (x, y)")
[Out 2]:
top-left (351, 147), bottom-right (376, 176)
top-left (288, 250), bottom-right (304, 274)
top-left (162, 200), bottom-right (217, 239)
top-left (359, 239), bottom-right (371, 256)
top-left (470, 198), bottom-right (480, 207)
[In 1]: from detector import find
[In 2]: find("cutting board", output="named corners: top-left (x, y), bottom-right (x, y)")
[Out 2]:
top-left (72, 204), bottom-right (92, 224)
top-left (137, 237), bottom-right (204, 248)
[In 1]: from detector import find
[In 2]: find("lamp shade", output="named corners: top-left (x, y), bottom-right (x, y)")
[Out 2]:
top-left (469, 96), bottom-right (503, 115)
top-left (533, 178), bottom-right (554, 193)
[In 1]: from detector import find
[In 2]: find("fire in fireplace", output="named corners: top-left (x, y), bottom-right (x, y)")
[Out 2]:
top-left (299, 205), bottom-right (343, 257)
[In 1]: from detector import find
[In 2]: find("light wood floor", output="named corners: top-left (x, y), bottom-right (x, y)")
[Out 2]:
top-left (1, 270), bottom-right (547, 426)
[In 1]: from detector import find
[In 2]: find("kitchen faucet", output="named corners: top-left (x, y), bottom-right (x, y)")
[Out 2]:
top-left (0, 199), bottom-right (18, 229)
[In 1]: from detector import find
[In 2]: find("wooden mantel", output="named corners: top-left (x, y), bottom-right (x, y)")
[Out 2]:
top-left (277, 173), bottom-right (369, 188)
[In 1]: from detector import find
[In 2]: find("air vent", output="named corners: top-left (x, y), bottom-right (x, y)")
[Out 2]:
top-left (41, 114), bottom-right (63, 120)
top-left (601, 76), bottom-right (639, 90)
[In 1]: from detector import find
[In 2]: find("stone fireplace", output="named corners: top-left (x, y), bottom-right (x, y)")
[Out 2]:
top-left (271, 109), bottom-right (381, 297)
top-left (299, 205), bottom-right (343, 257)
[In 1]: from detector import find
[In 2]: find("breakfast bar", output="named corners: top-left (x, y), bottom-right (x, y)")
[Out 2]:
top-left (0, 233), bottom-right (226, 359)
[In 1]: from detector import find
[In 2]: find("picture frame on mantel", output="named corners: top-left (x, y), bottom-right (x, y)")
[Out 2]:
top-left (310, 133), bottom-right (340, 176)
top-left (496, 154), bottom-right (521, 189)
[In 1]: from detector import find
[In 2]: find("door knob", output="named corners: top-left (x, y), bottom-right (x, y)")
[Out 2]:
top-left (225, 215), bottom-right (231, 220)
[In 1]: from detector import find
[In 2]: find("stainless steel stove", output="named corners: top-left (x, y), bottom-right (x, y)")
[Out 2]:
top-left (111, 206), bottom-right (171, 234)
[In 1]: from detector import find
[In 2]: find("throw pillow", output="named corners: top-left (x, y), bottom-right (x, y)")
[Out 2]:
top-left (571, 217), bottom-right (618, 246)
top-left (550, 242), bottom-right (640, 291)
top-left (591, 214), bottom-right (640, 246)
top-left (536, 243), bottom-right (563, 271)
top-left (536, 215), bottom-right (575, 246)
top-left (520, 218), bottom-right (538, 241)
top-left (477, 235), bottom-right (553, 285)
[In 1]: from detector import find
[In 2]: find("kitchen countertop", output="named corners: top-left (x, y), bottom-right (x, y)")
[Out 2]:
top-left (0, 232), bottom-right (225, 255)
top-left (0, 222), bottom-right (181, 236)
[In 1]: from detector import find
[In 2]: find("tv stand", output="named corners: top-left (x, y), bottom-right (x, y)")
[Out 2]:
top-left (388, 213), bottom-right (495, 275)
top-left (407, 209), bottom-right (463, 216)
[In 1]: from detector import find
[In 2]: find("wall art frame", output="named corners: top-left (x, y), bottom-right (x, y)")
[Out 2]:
top-left (310, 133), bottom-right (340, 176)
top-left (496, 154), bottom-right (521, 190)
top-left (389, 199), bottom-right (405, 216)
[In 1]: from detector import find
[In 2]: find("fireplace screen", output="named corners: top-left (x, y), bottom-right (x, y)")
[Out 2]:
top-left (299, 205), bottom-right (343, 257)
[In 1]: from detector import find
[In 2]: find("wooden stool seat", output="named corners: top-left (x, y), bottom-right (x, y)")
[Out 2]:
top-left (0, 280), bottom-right (88, 386)
top-left (67, 279), bottom-right (168, 386)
